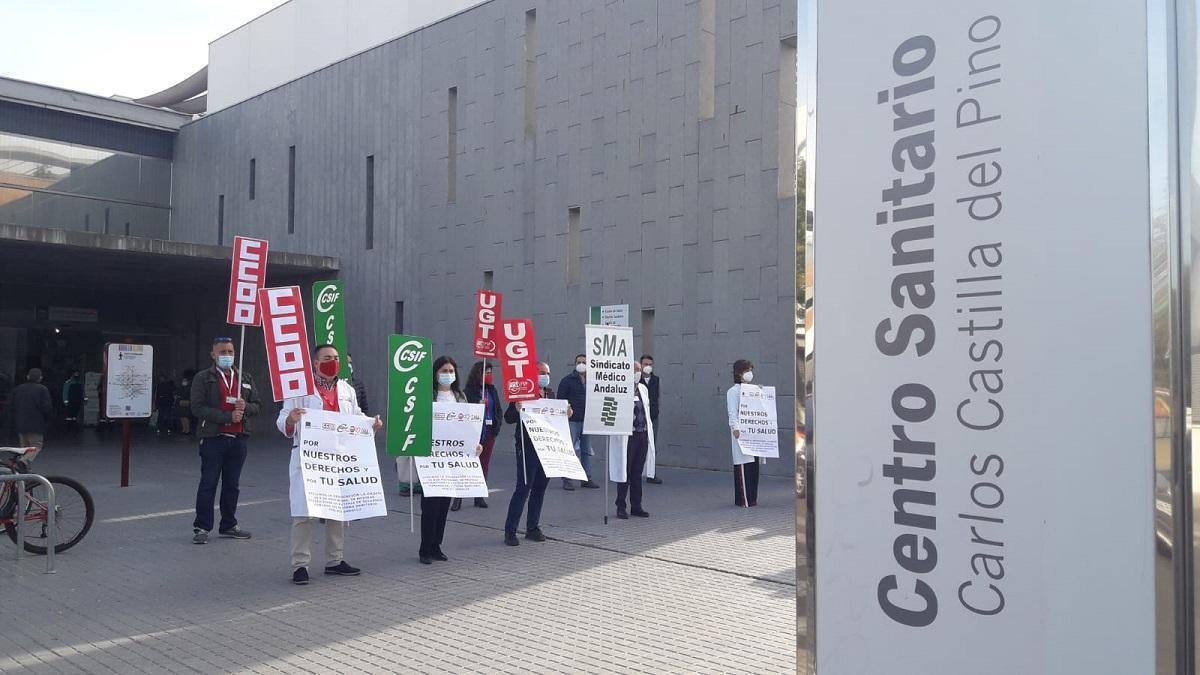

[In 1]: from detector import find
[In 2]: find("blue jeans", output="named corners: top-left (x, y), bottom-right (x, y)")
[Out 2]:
top-left (568, 420), bottom-right (591, 478)
top-left (505, 442), bottom-right (549, 533)
top-left (193, 435), bottom-right (248, 532)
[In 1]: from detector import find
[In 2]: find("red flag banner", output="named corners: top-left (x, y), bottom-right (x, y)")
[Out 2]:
top-left (500, 319), bottom-right (539, 401)
top-left (473, 289), bottom-right (503, 358)
top-left (259, 286), bottom-right (315, 402)
top-left (227, 236), bottom-right (269, 326)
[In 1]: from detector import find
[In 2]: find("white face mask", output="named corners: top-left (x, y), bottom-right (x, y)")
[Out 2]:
top-left (642, 366), bottom-right (653, 376)
top-left (438, 372), bottom-right (456, 387)
top-left (575, 363), bottom-right (586, 374)
top-left (538, 374), bottom-right (551, 387)
top-left (742, 370), bottom-right (754, 383)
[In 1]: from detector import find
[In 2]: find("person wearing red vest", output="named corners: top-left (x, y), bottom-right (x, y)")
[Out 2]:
top-left (278, 344), bottom-right (383, 585)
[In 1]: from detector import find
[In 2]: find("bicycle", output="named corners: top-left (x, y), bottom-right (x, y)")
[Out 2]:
top-left (0, 447), bottom-right (95, 554)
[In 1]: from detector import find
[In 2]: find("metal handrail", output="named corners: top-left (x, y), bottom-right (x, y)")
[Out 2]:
top-left (0, 474), bottom-right (57, 574)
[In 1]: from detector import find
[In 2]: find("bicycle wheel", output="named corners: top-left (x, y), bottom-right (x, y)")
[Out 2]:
top-left (4, 476), bottom-right (95, 554)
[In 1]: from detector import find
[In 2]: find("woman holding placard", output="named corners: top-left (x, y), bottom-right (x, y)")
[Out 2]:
top-left (727, 359), bottom-right (760, 507)
top-left (419, 356), bottom-right (481, 565)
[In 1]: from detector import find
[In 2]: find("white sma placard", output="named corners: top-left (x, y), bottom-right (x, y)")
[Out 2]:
top-left (812, 1), bottom-right (1155, 673)
top-left (105, 344), bottom-right (153, 419)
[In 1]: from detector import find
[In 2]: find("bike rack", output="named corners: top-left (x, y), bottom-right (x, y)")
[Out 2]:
top-left (0, 474), bottom-right (56, 574)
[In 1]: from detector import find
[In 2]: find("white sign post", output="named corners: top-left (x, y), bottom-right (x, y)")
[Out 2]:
top-left (589, 304), bottom-right (629, 327)
top-left (521, 399), bottom-right (587, 480)
top-left (736, 385), bottom-right (778, 458)
top-left (105, 343), bottom-right (153, 487)
top-left (413, 402), bottom-right (489, 498)
top-left (295, 409), bottom-right (387, 520)
top-left (811, 2), bottom-right (1155, 673)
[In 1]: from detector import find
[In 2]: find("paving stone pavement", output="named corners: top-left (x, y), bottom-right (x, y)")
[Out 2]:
top-left (0, 430), bottom-right (800, 674)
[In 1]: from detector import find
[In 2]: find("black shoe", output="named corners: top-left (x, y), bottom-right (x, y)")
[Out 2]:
top-left (218, 527), bottom-right (252, 540)
top-left (432, 550), bottom-right (449, 562)
top-left (562, 479), bottom-right (575, 491)
top-left (474, 497), bottom-right (488, 508)
top-left (504, 531), bottom-right (520, 546)
top-left (192, 529), bottom-right (209, 545)
top-left (419, 554), bottom-right (433, 565)
top-left (616, 508), bottom-right (629, 520)
top-left (450, 498), bottom-right (462, 511)
top-left (631, 509), bottom-right (650, 518)
top-left (525, 527), bottom-right (547, 542)
top-left (292, 567), bottom-right (309, 585)
top-left (647, 477), bottom-right (663, 484)
top-left (324, 561), bottom-right (361, 576)
top-left (579, 480), bottom-right (600, 489)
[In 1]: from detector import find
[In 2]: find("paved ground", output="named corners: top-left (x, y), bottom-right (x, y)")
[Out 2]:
top-left (0, 430), bottom-right (803, 674)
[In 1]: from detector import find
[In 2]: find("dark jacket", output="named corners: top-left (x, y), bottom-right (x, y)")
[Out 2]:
top-left (12, 382), bottom-right (53, 435)
top-left (190, 367), bottom-right (263, 439)
top-left (640, 373), bottom-right (660, 420)
top-left (466, 383), bottom-right (503, 439)
top-left (556, 373), bottom-right (587, 422)
top-left (352, 378), bottom-right (369, 414)
top-left (504, 386), bottom-right (556, 448)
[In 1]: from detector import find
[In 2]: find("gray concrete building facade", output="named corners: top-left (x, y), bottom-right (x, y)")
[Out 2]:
top-left (156, 0), bottom-right (798, 473)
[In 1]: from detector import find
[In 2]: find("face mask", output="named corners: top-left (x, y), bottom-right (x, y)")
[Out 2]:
top-left (318, 359), bottom-right (340, 378)
top-left (742, 370), bottom-right (754, 383)
top-left (438, 372), bottom-right (456, 387)
top-left (484, 373), bottom-right (494, 385)
top-left (642, 366), bottom-right (653, 376)
top-left (538, 374), bottom-right (551, 387)
top-left (216, 355), bottom-right (235, 369)
top-left (575, 363), bottom-right (587, 374)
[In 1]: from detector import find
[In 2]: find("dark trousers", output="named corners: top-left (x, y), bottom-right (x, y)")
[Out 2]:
top-left (734, 458), bottom-right (761, 507)
top-left (616, 431), bottom-right (649, 511)
top-left (193, 435), bottom-right (248, 531)
top-left (505, 442), bottom-right (549, 534)
top-left (419, 496), bottom-right (452, 556)
top-left (479, 433), bottom-right (497, 478)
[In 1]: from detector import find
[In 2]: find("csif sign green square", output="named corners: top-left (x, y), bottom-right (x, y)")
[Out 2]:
top-left (312, 280), bottom-right (348, 378)
top-left (386, 334), bottom-right (432, 456)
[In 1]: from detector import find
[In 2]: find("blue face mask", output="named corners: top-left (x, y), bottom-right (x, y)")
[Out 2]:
top-left (438, 372), bottom-right (456, 387)
top-left (538, 374), bottom-right (551, 387)
top-left (216, 355), bottom-right (235, 369)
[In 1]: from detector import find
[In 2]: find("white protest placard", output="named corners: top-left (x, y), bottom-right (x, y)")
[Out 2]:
top-left (414, 402), bottom-right (488, 498)
top-left (295, 409), bottom-right (387, 520)
top-left (736, 385), bottom-right (778, 458)
top-left (105, 343), bottom-right (153, 419)
top-left (520, 398), bottom-right (587, 480)
top-left (583, 324), bottom-right (636, 436)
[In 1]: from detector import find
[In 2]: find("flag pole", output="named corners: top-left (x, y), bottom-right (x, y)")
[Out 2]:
top-left (236, 325), bottom-right (246, 392)
top-left (604, 436), bottom-right (609, 525)
top-left (410, 457), bottom-right (416, 533)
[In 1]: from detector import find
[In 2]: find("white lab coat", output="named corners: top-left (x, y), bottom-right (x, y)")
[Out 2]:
top-left (727, 384), bottom-right (755, 466)
top-left (607, 382), bottom-right (657, 482)
top-left (276, 380), bottom-right (364, 518)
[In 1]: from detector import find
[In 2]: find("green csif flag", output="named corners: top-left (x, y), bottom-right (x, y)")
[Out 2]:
top-left (386, 334), bottom-right (432, 456)
top-left (312, 280), bottom-right (348, 378)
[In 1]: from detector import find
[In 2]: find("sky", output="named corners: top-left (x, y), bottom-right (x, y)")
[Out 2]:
top-left (3, 1), bottom-right (287, 99)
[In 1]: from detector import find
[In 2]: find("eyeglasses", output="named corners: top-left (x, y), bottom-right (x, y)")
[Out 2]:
top-left (213, 337), bottom-right (234, 343)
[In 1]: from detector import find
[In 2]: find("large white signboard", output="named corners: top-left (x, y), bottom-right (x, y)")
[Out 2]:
top-left (582, 324), bottom-right (636, 436)
top-left (521, 399), bottom-right (588, 480)
top-left (736, 385), bottom-right (778, 458)
top-left (105, 344), bottom-right (153, 419)
top-left (414, 402), bottom-right (489, 498)
top-left (813, 2), bottom-right (1154, 673)
top-left (295, 409), bottom-right (387, 520)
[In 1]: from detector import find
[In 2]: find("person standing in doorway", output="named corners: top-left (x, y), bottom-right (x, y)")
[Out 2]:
top-left (464, 361), bottom-right (502, 509)
top-left (178, 369), bottom-right (196, 435)
top-left (503, 361), bottom-right (563, 546)
top-left (155, 374), bottom-right (177, 436)
top-left (419, 356), bottom-right (482, 564)
top-left (556, 354), bottom-right (599, 490)
top-left (727, 359), bottom-right (760, 507)
top-left (278, 344), bottom-right (382, 585)
top-left (12, 368), bottom-right (52, 463)
top-left (62, 370), bottom-right (83, 430)
top-left (639, 355), bottom-right (663, 484)
top-left (190, 337), bottom-right (261, 544)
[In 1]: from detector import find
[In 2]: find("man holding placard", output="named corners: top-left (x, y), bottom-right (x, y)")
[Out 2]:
top-left (277, 344), bottom-right (383, 585)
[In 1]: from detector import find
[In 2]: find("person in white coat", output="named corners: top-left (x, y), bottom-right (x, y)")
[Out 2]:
top-left (277, 344), bottom-right (382, 585)
top-left (609, 363), bottom-right (656, 519)
top-left (727, 359), bottom-right (760, 507)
